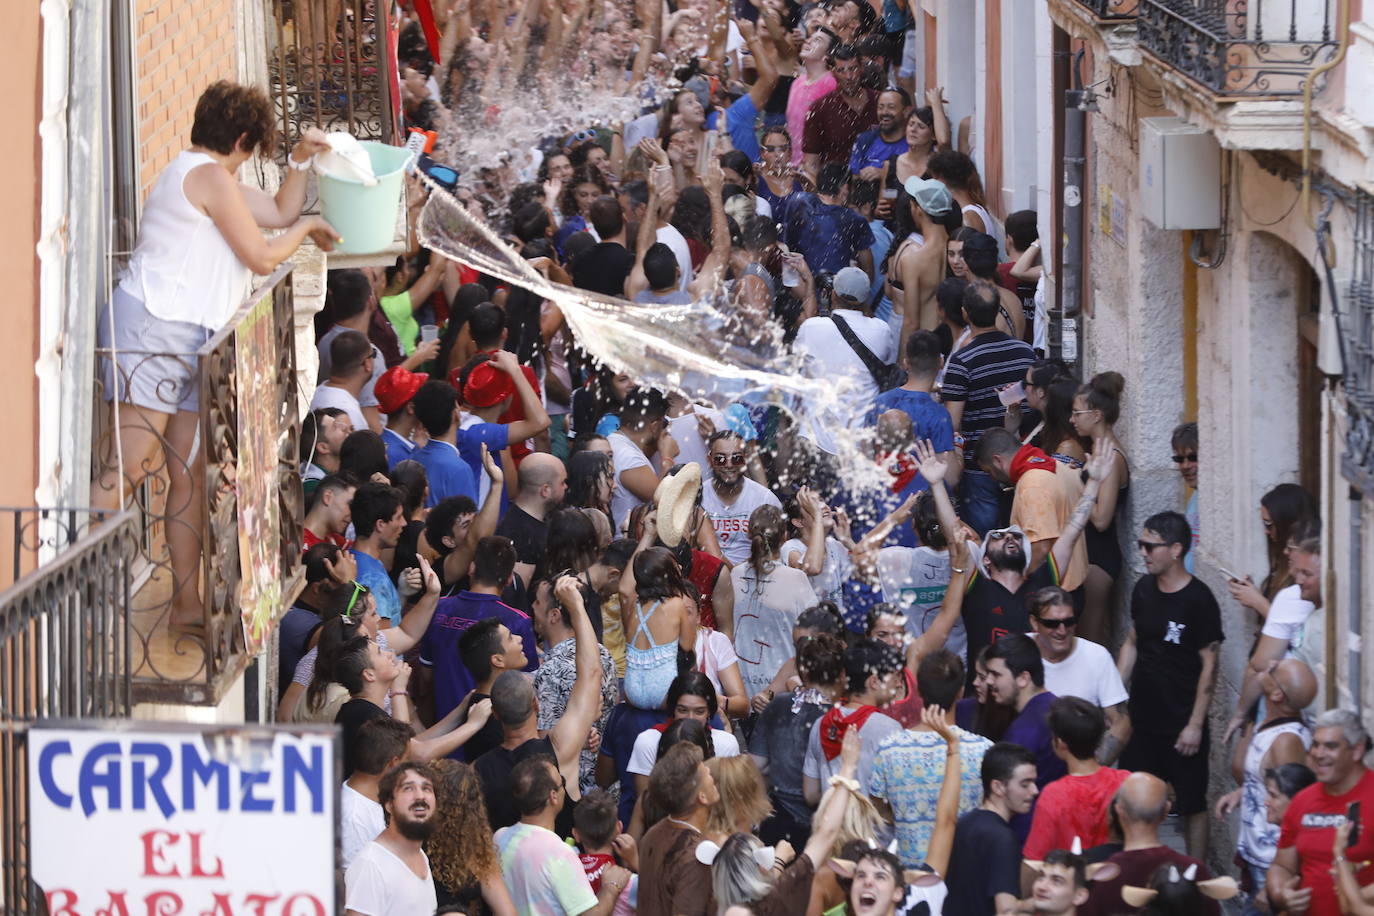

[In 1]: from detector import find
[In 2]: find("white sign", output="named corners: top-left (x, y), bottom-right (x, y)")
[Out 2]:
top-left (28, 723), bottom-right (337, 916)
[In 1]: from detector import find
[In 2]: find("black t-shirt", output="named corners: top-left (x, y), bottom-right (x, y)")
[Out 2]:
top-left (455, 691), bottom-right (505, 763)
top-left (961, 565), bottom-right (1054, 686)
top-left (496, 505), bottom-right (548, 572)
top-left (390, 519), bottom-right (426, 584)
top-left (1127, 575), bottom-right (1224, 735)
top-left (570, 242), bottom-right (636, 298)
top-left (336, 697), bottom-right (388, 779)
top-left (945, 809), bottom-right (1021, 915)
top-left (474, 736), bottom-right (576, 835)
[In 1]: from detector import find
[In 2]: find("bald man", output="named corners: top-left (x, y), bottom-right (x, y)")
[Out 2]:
top-left (498, 452), bottom-right (567, 583)
top-left (1216, 658), bottom-right (1316, 894)
top-left (1077, 773), bottom-right (1219, 916)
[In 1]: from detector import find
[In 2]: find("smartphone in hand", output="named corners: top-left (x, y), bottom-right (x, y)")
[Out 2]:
top-left (1349, 801), bottom-right (1362, 848)
top-left (1217, 567), bottom-right (1242, 582)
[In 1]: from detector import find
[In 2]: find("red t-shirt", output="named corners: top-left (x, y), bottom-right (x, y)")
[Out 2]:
top-left (1023, 766), bottom-right (1132, 859)
top-left (580, 852), bottom-right (617, 893)
top-left (1278, 767), bottom-right (1374, 916)
top-left (883, 667), bottom-right (924, 729)
top-left (301, 528), bottom-right (350, 551)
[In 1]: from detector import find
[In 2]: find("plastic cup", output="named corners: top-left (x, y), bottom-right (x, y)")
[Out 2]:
top-left (421, 325), bottom-right (440, 343)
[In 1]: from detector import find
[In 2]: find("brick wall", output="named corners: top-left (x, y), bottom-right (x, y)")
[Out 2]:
top-left (134, 0), bottom-right (240, 198)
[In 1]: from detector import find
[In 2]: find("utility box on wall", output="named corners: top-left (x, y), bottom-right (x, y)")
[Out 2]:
top-left (1139, 117), bottom-right (1221, 230)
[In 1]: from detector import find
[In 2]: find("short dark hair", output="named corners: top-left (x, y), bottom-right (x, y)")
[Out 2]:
top-left (981, 741), bottom-right (1036, 798)
top-left (649, 742), bottom-right (706, 817)
top-left (327, 269), bottom-right (374, 321)
top-left (797, 602), bottom-right (846, 634)
top-left (827, 42), bottom-right (860, 65)
top-left (514, 201), bottom-right (553, 242)
top-left (472, 535), bottom-right (516, 587)
top-left (353, 717), bottom-right (416, 775)
top-left (589, 195), bottom-right (626, 238)
top-left (333, 635), bottom-right (375, 694)
top-left (510, 754), bottom-right (562, 815)
top-left (1265, 762), bottom-right (1317, 799)
top-left (424, 495), bottom-right (479, 555)
top-left (303, 541), bottom-right (344, 583)
top-left (350, 482), bottom-right (405, 539)
top-left (849, 178), bottom-right (880, 209)
top-left (916, 649), bottom-right (966, 710)
top-left (411, 380), bottom-right (460, 437)
top-left (1005, 210), bottom-right (1039, 252)
top-left (643, 243), bottom-right (680, 290)
top-left (936, 276), bottom-right (969, 325)
top-left (797, 632), bottom-right (847, 687)
top-left (1143, 511), bottom-right (1192, 556)
top-left (843, 638), bottom-right (904, 696)
top-left (329, 329), bottom-right (373, 377)
top-left (458, 617), bottom-right (507, 684)
top-left (306, 473), bottom-right (358, 514)
top-left (962, 280), bottom-right (1001, 329)
top-left (190, 81), bottom-right (275, 156)
top-left (1171, 421), bottom-right (1199, 452)
top-left (975, 426), bottom-right (1022, 465)
top-left (340, 430), bottom-right (389, 481)
top-left (904, 329), bottom-right (943, 377)
top-left (1042, 849), bottom-right (1088, 890)
top-left (301, 407), bottom-right (345, 465)
top-left (574, 789), bottom-right (619, 848)
top-left (468, 303), bottom-right (506, 351)
top-left (1048, 696), bottom-right (1106, 761)
top-left (602, 537), bottom-right (637, 572)
top-left (986, 633), bottom-right (1045, 687)
top-left (960, 232), bottom-right (1000, 279)
top-left (491, 669), bottom-right (536, 726)
top-left (1028, 585), bottom-right (1074, 619)
top-left (378, 761), bottom-right (436, 818)
top-left (816, 162), bottom-right (851, 197)
top-left (619, 388), bottom-right (669, 430)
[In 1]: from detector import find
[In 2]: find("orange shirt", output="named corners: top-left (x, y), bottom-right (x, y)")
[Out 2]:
top-left (1011, 462), bottom-right (1088, 591)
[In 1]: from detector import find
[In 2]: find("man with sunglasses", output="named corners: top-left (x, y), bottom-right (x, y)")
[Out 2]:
top-left (1028, 585), bottom-right (1130, 766)
top-left (1170, 422), bottom-right (1200, 573)
top-left (1117, 511), bottom-right (1223, 860)
top-left (701, 430), bottom-right (781, 567)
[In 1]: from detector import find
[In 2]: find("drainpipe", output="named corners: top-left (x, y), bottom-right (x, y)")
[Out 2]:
top-left (1060, 82), bottom-right (1086, 370)
top-left (1351, 486), bottom-right (1363, 714)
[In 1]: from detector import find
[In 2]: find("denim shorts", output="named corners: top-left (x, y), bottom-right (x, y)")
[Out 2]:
top-left (97, 287), bottom-right (214, 414)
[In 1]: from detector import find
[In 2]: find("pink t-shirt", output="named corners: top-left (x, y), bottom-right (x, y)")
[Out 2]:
top-left (787, 72), bottom-right (836, 166)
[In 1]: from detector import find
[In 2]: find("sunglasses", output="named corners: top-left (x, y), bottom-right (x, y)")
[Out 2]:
top-left (987, 529), bottom-right (1018, 542)
top-left (1034, 614), bottom-right (1078, 630)
top-left (1137, 540), bottom-right (1169, 552)
top-left (344, 580), bottom-right (370, 616)
top-left (1171, 453), bottom-right (1198, 464)
top-left (712, 453), bottom-right (747, 466)
top-left (564, 129), bottom-right (598, 149)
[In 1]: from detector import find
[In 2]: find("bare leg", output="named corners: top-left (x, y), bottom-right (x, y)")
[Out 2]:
top-left (163, 408), bottom-right (205, 628)
top-left (91, 401), bottom-right (174, 512)
top-left (1078, 565), bottom-right (1115, 646)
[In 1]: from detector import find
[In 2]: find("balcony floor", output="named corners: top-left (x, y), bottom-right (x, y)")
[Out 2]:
top-left (130, 563), bottom-right (211, 686)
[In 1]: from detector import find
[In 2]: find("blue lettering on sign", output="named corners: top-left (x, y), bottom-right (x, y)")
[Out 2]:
top-left (37, 737), bottom-right (328, 818)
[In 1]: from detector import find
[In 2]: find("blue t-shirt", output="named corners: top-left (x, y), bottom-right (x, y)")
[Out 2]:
top-left (418, 591), bottom-right (539, 720)
top-left (413, 439), bottom-right (478, 507)
top-left (868, 389), bottom-right (956, 457)
top-left (382, 427), bottom-right (415, 469)
top-left (458, 422), bottom-right (511, 483)
top-left (725, 94), bottom-right (761, 162)
top-left (782, 193), bottom-right (875, 277)
top-left (351, 549), bottom-right (402, 625)
top-left (868, 219), bottom-right (894, 304)
top-left (849, 129), bottom-right (908, 174)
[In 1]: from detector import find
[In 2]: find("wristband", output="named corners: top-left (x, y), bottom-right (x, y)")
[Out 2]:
top-left (388, 690), bottom-right (409, 698)
top-left (288, 156), bottom-right (312, 172)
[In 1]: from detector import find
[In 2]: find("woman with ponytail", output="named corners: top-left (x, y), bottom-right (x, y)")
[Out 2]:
top-left (1069, 371), bottom-right (1130, 642)
top-left (731, 504), bottom-right (818, 699)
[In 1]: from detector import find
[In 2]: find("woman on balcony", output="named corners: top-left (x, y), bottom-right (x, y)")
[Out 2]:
top-left (93, 80), bottom-right (340, 634)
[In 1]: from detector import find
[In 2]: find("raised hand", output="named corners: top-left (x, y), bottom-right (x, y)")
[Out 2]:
top-left (913, 438), bottom-right (948, 486)
top-left (1084, 437), bottom-right (1115, 482)
top-left (480, 441), bottom-right (504, 488)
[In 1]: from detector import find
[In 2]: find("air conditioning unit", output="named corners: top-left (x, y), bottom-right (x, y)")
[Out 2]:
top-left (1139, 117), bottom-right (1221, 230)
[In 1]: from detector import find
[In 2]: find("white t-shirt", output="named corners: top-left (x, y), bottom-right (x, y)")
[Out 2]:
top-left (802, 706), bottom-right (904, 795)
top-left (627, 724), bottom-right (741, 775)
top-left (1261, 584), bottom-right (1316, 652)
top-left (344, 841), bottom-right (437, 916)
top-left (340, 783), bottom-right (385, 869)
top-left (732, 564), bottom-right (817, 698)
top-left (694, 628), bottom-right (740, 700)
top-left (1039, 637), bottom-right (1129, 709)
top-left (782, 536), bottom-right (853, 616)
top-left (656, 224), bottom-right (695, 291)
top-left (609, 431), bottom-right (653, 534)
top-left (876, 545), bottom-right (965, 662)
top-left (793, 311), bottom-right (897, 454)
top-left (701, 478), bottom-right (783, 567)
top-left (309, 383), bottom-right (368, 434)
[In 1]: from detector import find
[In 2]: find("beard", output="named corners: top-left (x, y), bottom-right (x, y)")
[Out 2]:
top-left (394, 810), bottom-right (437, 841)
top-left (987, 544), bottom-right (1022, 572)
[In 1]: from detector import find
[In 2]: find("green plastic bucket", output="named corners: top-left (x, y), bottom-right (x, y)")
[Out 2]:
top-left (317, 141), bottom-right (412, 254)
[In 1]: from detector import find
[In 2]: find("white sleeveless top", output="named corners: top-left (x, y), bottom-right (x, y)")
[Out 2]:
top-left (962, 202), bottom-right (1004, 253)
top-left (119, 150), bottom-right (253, 328)
top-left (1237, 716), bottom-right (1311, 868)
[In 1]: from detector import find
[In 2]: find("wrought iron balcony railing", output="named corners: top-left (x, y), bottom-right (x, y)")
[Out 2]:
top-left (1069, 0), bottom-right (1139, 20)
top-left (0, 506), bottom-right (137, 912)
top-left (1137, 0), bottom-right (1338, 96)
top-left (93, 265), bottom-right (306, 706)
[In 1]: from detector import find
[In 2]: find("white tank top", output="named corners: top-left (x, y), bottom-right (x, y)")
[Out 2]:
top-left (1237, 716), bottom-right (1311, 868)
top-left (962, 202), bottom-right (1005, 254)
top-left (119, 150), bottom-right (253, 328)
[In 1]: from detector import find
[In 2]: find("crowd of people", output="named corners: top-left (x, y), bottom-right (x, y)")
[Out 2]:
top-left (95, 0), bottom-right (1373, 913)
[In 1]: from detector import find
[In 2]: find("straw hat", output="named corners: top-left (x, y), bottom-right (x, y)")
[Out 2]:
top-left (654, 462), bottom-right (702, 548)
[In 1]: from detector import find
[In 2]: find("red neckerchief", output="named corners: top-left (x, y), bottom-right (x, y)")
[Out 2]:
top-left (818, 702), bottom-right (880, 761)
top-left (651, 717), bottom-right (675, 733)
top-left (1009, 444), bottom-right (1055, 485)
top-left (879, 451), bottom-right (918, 493)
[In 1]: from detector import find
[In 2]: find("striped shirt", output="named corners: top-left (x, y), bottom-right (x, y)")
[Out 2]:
top-left (940, 331), bottom-right (1035, 467)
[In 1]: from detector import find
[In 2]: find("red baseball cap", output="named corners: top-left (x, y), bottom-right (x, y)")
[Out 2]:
top-left (463, 361), bottom-right (515, 408)
top-left (374, 366), bottom-right (428, 414)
